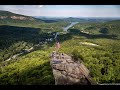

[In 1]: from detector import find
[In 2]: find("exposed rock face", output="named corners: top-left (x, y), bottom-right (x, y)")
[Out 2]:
top-left (50, 53), bottom-right (93, 85)
top-left (10, 16), bottom-right (34, 20)
top-left (0, 15), bottom-right (34, 20)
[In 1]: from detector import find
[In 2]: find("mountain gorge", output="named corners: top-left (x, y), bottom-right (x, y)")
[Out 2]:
top-left (0, 11), bottom-right (120, 85)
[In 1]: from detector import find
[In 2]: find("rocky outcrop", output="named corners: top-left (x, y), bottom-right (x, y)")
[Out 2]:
top-left (50, 53), bottom-right (94, 85)
top-left (10, 16), bottom-right (34, 20)
top-left (0, 15), bottom-right (34, 20)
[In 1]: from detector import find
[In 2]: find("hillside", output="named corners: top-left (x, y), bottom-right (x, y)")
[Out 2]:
top-left (70, 20), bottom-right (120, 39)
top-left (35, 16), bottom-right (120, 23)
top-left (0, 14), bottom-right (120, 85)
top-left (0, 11), bottom-right (70, 64)
top-left (106, 20), bottom-right (120, 23)
top-left (0, 10), bottom-right (44, 26)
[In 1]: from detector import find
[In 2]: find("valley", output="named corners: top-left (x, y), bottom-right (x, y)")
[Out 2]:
top-left (0, 10), bottom-right (120, 85)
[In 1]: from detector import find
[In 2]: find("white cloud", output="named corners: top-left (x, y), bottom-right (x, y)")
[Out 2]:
top-left (38, 5), bottom-right (44, 8)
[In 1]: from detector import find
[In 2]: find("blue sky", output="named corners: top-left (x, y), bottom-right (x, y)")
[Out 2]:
top-left (0, 5), bottom-right (120, 17)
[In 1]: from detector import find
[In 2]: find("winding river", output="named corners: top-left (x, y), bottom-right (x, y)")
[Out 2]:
top-left (5, 22), bottom-right (79, 62)
top-left (55, 22), bottom-right (79, 40)
top-left (63, 22), bottom-right (79, 32)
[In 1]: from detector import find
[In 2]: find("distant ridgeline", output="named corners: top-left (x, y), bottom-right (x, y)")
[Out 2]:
top-left (0, 10), bottom-right (120, 85)
top-left (1, 10), bottom-right (120, 25)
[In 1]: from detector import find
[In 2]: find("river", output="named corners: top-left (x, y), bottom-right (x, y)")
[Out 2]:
top-left (5, 22), bottom-right (79, 62)
top-left (54, 22), bottom-right (79, 41)
top-left (63, 22), bottom-right (79, 32)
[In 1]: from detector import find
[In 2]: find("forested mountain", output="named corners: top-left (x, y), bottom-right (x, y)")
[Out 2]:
top-left (35, 16), bottom-right (120, 23)
top-left (0, 10), bottom-right (44, 25)
top-left (0, 11), bottom-right (57, 85)
top-left (0, 10), bottom-right (120, 85)
top-left (0, 11), bottom-right (70, 62)
top-left (62, 17), bottom-right (120, 23)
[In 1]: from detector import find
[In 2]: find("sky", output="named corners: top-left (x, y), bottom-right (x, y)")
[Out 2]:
top-left (0, 5), bottom-right (120, 17)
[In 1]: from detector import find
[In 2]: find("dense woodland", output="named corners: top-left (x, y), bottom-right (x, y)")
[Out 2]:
top-left (0, 11), bottom-right (120, 84)
top-left (59, 21), bottom-right (120, 83)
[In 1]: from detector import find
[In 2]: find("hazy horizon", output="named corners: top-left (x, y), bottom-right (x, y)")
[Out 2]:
top-left (0, 5), bottom-right (120, 18)
top-left (34, 16), bottom-right (120, 18)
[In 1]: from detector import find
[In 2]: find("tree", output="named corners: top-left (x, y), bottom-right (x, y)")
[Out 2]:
top-left (71, 49), bottom-right (83, 62)
top-left (100, 28), bottom-right (108, 34)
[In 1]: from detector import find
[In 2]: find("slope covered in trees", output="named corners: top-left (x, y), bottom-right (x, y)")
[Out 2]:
top-left (0, 10), bottom-right (44, 25)
top-left (58, 21), bottom-right (120, 83)
top-left (0, 11), bottom-right (70, 85)
top-left (0, 11), bottom-right (120, 84)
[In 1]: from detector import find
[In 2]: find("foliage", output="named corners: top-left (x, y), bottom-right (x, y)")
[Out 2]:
top-left (0, 50), bottom-right (55, 85)
top-left (0, 11), bottom-right (120, 84)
